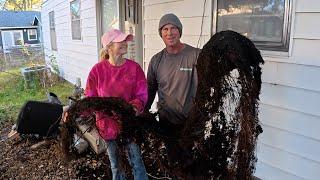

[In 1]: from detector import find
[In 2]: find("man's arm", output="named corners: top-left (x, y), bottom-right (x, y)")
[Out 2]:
top-left (145, 58), bottom-right (158, 111)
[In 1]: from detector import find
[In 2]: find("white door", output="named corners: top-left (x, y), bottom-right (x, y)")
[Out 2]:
top-left (2, 31), bottom-right (13, 49)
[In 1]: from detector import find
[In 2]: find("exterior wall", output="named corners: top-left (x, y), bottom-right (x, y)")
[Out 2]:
top-left (255, 0), bottom-right (320, 179)
top-left (41, 0), bottom-right (99, 87)
top-left (143, 0), bottom-right (320, 180)
top-left (143, 0), bottom-right (212, 70)
top-left (40, 0), bottom-right (320, 179)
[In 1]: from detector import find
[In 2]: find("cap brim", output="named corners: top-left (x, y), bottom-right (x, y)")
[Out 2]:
top-left (113, 34), bottom-right (133, 43)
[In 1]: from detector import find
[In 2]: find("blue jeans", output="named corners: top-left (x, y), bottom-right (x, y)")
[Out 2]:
top-left (106, 140), bottom-right (148, 180)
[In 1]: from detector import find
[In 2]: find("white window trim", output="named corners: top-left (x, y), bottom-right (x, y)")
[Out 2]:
top-left (27, 29), bottom-right (38, 41)
top-left (211, 0), bottom-right (293, 55)
top-left (1, 30), bottom-right (24, 49)
top-left (70, 0), bottom-right (82, 41)
top-left (0, 26), bottom-right (37, 30)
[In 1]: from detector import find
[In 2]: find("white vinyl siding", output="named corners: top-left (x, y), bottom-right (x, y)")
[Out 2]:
top-left (143, 0), bottom-right (212, 70)
top-left (40, 1), bottom-right (320, 179)
top-left (41, 0), bottom-right (98, 86)
top-left (256, 0), bottom-right (320, 179)
top-left (143, 0), bottom-right (320, 180)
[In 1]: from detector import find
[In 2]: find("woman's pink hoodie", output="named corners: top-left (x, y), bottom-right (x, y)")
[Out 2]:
top-left (85, 59), bottom-right (147, 140)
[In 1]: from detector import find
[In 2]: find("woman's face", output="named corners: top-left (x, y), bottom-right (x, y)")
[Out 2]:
top-left (108, 41), bottom-right (128, 56)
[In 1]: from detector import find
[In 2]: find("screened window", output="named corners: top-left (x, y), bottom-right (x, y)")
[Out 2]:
top-left (70, 0), bottom-right (81, 40)
top-left (215, 0), bottom-right (291, 52)
top-left (49, 11), bottom-right (57, 50)
top-left (28, 29), bottom-right (37, 41)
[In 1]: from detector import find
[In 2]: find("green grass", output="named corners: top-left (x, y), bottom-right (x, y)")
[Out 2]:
top-left (0, 68), bottom-right (74, 123)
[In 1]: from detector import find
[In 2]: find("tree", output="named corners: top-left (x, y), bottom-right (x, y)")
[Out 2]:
top-left (2, 0), bottom-right (42, 11)
top-left (0, 0), bottom-right (7, 10)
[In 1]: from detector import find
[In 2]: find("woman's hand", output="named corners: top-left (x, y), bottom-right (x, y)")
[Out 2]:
top-left (133, 106), bottom-right (140, 116)
top-left (62, 106), bottom-right (70, 123)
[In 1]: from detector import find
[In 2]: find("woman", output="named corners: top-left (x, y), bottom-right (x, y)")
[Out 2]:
top-left (85, 29), bottom-right (148, 180)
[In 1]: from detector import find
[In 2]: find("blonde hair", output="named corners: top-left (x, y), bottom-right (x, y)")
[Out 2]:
top-left (99, 48), bottom-right (109, 61)
top-left (99, 42), bottom-right (115, 61)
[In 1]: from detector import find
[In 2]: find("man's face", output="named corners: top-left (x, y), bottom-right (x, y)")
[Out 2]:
top-left (161, 24), bottom-right (181, 47)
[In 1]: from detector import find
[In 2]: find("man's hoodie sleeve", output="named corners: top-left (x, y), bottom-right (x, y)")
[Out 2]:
top-left (145, 55), bottom-right (158, 111)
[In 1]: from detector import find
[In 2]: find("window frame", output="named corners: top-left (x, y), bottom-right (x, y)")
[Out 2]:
top-left (100, 0), bottom-right (120, 34)
top-left (27, 29), bottom-right (38, 41)
top-left (49, 11), bottom-right (58, 51)
top-left (212, 0), bottom-right (293, 52)
top-left (12, 30), bottom-right (24, 46)
top-left (70, 0), bottom-right (82, 40)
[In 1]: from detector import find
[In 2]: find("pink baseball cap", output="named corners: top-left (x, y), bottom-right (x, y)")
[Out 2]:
top-left (101, 29), bottom-right (133, 48)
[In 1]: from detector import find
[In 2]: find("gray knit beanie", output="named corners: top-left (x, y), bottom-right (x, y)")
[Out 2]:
top-left (158, 13), bottom-right (183, 37)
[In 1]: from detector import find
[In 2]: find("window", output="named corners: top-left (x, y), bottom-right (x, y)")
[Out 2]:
top-left (28, 29), bottom-right (37, 41)
top-left (13, 31), bottom-right (23, 45)
top-left (49, 11), bottom-right (57, 50)
top-left (214, 0), bottom-right (292, 52)
top-left (101, 0), bottom-right (120, 33)
top-left (70, 0), bottom-right (81, 40)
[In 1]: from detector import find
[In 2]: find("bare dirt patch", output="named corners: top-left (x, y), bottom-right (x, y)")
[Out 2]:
top-left (0, 121), bottom-right (111, 180)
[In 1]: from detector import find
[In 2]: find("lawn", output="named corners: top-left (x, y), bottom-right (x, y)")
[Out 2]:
top-left (0, 68), bottom-right (74, 123)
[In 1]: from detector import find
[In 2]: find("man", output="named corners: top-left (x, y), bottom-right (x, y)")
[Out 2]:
top-left (145, 13), bottom-right (200, 164)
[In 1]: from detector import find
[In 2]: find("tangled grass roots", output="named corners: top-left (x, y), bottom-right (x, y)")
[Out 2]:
top-left (60, 30), bottom-right (264, 180)
top-left (183, 30), bottom-right (264, 179)
top-left (60, 97), bottom-right (136, 155)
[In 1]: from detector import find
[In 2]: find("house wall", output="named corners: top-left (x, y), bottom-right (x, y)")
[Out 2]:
top-left (255, 1), bottom-right (320, 179)
top-left (142, 0), bottom-right (320, 180)
top-left (40, 0), bottom-right (320, 179)
top-left (41, 0), bottom-right (99, 86)
top-left (142, 0), bottom-right (211, 70)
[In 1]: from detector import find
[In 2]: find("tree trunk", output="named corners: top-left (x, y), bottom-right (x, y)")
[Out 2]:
top-left (26, 0), bottom-right (29, 10)
top-left (23, 0), bottom-right (26, 10)
top-left (29, 0), bottom-right (33, 10)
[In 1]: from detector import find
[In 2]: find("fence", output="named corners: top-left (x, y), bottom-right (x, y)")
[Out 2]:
top-left (0, 44), bottom-right (45, 72)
